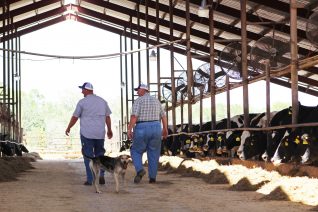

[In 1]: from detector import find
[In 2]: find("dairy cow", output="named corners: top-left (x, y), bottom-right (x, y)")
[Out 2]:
top-left (225, 130), bottom-right (242, 157)
top-left (271, 105), bottom-right (318, 165)
top-left (237, 112), bottom-right (267, 160)
top-left (0, 141), bottom-right (14, 156)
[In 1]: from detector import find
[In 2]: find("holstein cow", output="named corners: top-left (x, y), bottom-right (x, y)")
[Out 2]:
top-left (215, 131), bottom-right (226, 156)
top-left (296, 132), bottom-right (318, 165)
top-left (161, 128), bottom-right (173, 155)
top-left (164, 124), bottom-right (186, 156)
top-left (271, 105), bottom-right (318, 165)
top-left (0, 141), bottom-right (14, 156)
top-left (165, 123), bottom-right (202, 157)
top-left (13, 142), bottom-right (28, 156)
top-left (202, 133), bottom-right (216, 156)
top-left (200, 116), bottom-right (241, 157)
top-left (225, 130), bottom-right (243, 157)
top-left (120, 139), bottom-right (132, 152)
top-left (0, 141), bottom-right (29, 156)
top-left (204, 113), bottom-right (258, 157)
top-left (238, 107), bottom-right (294, 161)
top-left (187, 134), bottom-right (205, 158)
top-left (271, 129), bottom-right (305, 165)
top-left (237, 112), bottom-right (267, 160)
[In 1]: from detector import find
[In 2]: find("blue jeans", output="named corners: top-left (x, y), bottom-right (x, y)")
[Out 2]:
top-left (80, 134), bottom-right (105, 183)
top-left (130, 121), bottom-right (162, 179)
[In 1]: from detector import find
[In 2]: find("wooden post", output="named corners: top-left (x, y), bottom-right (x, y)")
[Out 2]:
top-left (186, 0), bottom-right (193, 132)
top-left (209, 0), bottom-right (216, 130)
top-left (290, 0), bottom-right (299, 125)
top-left (240, 0), bottom-right (249, 127)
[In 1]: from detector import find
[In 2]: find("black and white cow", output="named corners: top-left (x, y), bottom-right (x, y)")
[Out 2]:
top-left (271, 129), bottom-right (305, 165)
top-left (296, 132), bottom-right (318, 165)
top-left (0, 141), bottom-right (14, 156)
top-left (164, 124), bottom-right (186, 156)
top-left (236, 112), bottom-right (267, 160)
top-left (215, 131), bottom-right (226, 156)
top-left (202, 133), bottom-right (216, 156)
top-left (270, 103), bottom-right (318, 163)
top-left (224, 130), bottom-right (242, 157)
top-left (120, 139), bottom-right (132, 152)
top-left (271, 104), bottom-right (318, 165)
top-left (0, 141), bottom-right (29, 156)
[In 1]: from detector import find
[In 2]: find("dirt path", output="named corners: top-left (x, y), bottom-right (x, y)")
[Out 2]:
top-left (0, 159), bottom-right (314, 212)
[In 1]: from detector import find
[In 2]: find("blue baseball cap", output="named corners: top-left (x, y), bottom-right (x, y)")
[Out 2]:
top-left (79, 82), bottom-right (93, 90)
top-left (134, 83), bottom-right (149, 91)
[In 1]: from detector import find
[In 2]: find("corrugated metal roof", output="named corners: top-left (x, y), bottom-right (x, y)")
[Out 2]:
top-left (1, 0), bottom-right (318, 98)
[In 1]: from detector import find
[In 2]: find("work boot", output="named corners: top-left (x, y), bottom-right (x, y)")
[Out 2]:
top-left (84, 181), bottom-right (92, 186)
top-left (134, 169), bottom-right (146, 184)
top-left (149, 178), bottom-right (156, 184)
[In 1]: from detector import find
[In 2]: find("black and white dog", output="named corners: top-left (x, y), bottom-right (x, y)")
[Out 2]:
top-left (83, 152), bottom-right (131, 193)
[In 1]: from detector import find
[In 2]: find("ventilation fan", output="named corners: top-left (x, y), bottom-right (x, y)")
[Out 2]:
top-left (177, 69), bottom-right (205, 98)
top-left (161, 73), bottom-right (187, 103)
top-left (219, 42), bottom-right (258, 81)
top-left (194, 62), bottom-right (226, 93)
top-left (176, 71), bottom-right (188, 99)
top-left (250, 36), bottom-right (290, 72)
top-left (306, 11), bottom-right (318, 47)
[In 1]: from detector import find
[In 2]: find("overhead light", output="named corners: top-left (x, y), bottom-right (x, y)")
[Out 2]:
top-left (198, 0), bottom-right (210, 18)
top-left (149, 50), bottom-right (157, 61)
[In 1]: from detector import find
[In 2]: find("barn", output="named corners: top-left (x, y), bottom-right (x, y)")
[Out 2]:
top-left (1, 0), bottom-right (318, 210)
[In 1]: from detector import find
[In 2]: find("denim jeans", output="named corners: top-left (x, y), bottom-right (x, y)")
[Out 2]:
top-left (80, 134), bottom-right (105, 183)
top-left (130, 121), bottom-right (162, 179)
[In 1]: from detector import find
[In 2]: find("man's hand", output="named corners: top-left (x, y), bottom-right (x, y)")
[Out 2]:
top-left (107, 130), bottom-right (113, 139)
top-left (65, 128), bottom-right (70, 136)
top-left (162, 128), bottom-right (168, 139)
top-left (128, 129), bottom-right (133, 140)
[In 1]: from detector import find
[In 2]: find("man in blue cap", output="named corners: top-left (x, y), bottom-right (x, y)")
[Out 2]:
top-left (128, 83), bottom-right (168, 184)
top-left (65, 82), bottom-right (113, 185)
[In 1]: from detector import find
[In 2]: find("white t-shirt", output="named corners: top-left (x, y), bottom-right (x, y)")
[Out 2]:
top-left (73, 94), bottom-right (112, 139)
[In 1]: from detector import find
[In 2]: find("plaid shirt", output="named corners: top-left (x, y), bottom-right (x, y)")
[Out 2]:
top-left (131, 93), bottom-right (165, 121)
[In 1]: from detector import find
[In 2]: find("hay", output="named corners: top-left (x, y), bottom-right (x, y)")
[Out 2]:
top-left (309, 205), bottom-right (318, 211)
top-left (0, 157), bottom-right (35, 182)
top-left (202, 169), bottom-right (229, 184)
top-left (261, 186), bottom-right (290, 201)
top-left (158, 162), bottom-right (179, 174)
top-left (177, 165), bottom-right (195, 176)
top-left (229, 177), bottom-right (268, 191)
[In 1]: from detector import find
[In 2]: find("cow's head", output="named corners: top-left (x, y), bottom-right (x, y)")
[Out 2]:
top-left (242, 131), bottom-right (266, 160)
top-left (271, 133), bottom-right (299, 165)
top-left (237, 130), bottom-right (251, 160)
top-left (216, 132), bottom-right (226, 155)
top-left (299, 133), bottom-right (311, 164)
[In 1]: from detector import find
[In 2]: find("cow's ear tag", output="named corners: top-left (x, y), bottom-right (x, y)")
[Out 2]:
top-left (284, 142), bottom-right (288, 146)
top-left (186, 139), bottom-right (191, 144)
top-left (303, 140), bottom-right (309, 145)
top-left (217, 136), bottom-right (222, 141)
top-left (288, 110), bottom-right (292, 115)
top-left (236, 137), bottom-right (240, 141)
top-left (294, 138), bottom-right (300, 144)
top-left (210, 137), bottom-right (214, 141)
top-left (200, 137), bottom-right (203, 141)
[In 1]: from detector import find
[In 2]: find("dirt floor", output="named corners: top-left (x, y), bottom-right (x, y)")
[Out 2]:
top-left (0, 154), bottom-right (317, 212)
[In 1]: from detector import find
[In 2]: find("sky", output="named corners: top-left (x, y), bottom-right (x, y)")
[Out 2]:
top-left (19, 19), bottom-right (318, 120)
top-left (21, 21), bottom-right (121, 103)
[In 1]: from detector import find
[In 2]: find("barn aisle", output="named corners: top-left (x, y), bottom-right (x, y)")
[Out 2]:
top-left (0, 158), bottom-right (314, 212)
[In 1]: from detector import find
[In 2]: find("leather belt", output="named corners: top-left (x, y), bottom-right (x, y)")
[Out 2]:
top-left (136, 120), bottom-right (159, 123)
